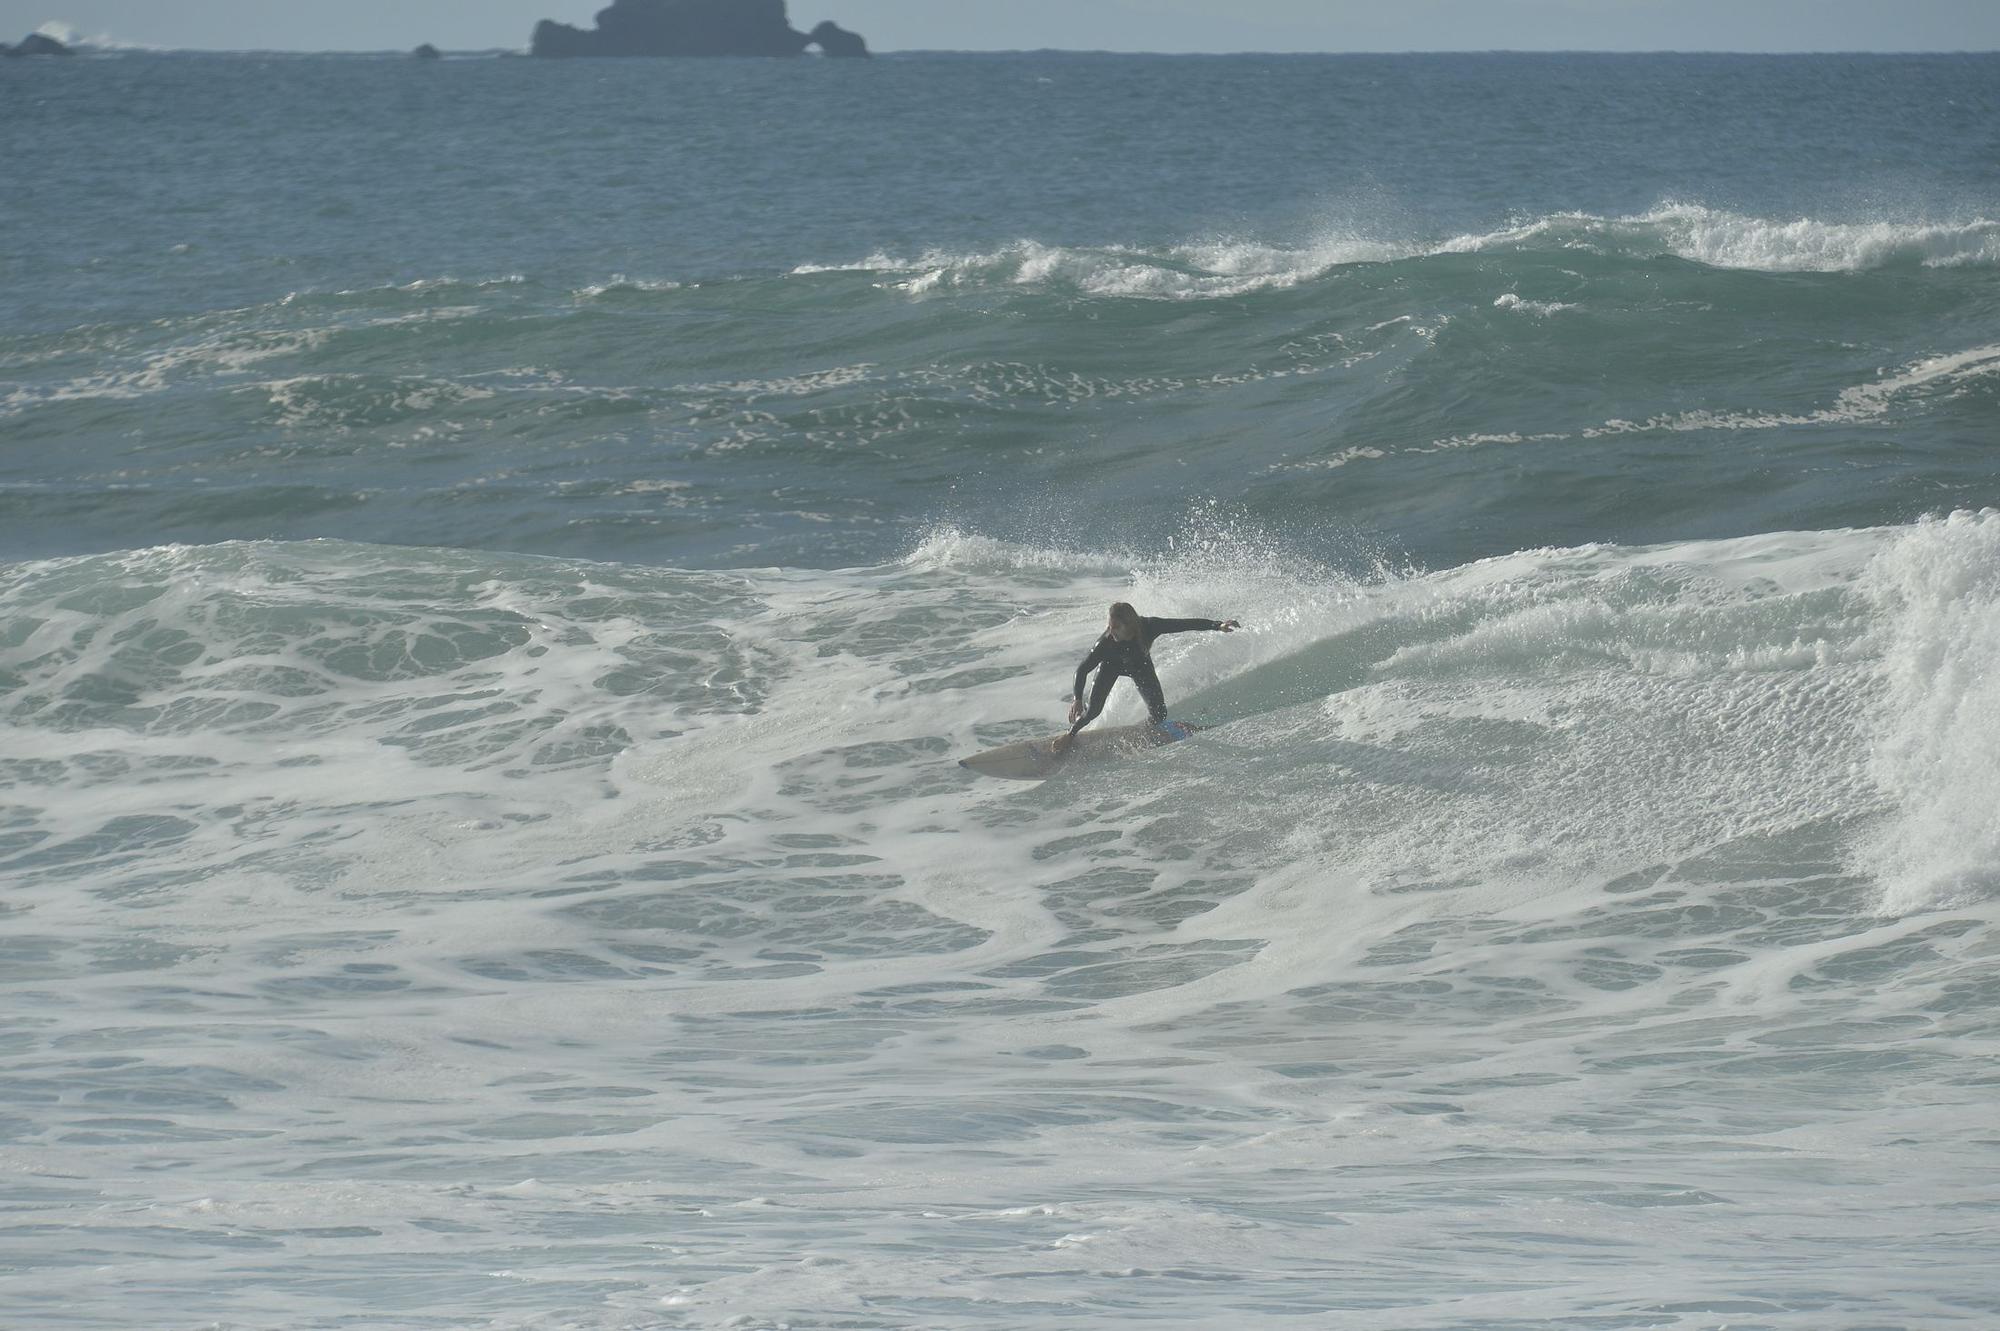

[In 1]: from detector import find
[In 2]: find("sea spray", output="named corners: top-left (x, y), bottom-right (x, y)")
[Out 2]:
top-left (1857, 509), bottom-right (2000, 912)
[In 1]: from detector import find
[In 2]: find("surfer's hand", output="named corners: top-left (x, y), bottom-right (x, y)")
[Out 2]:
top-left (1067, 700), bottom-right (1084, 724)
top-left (1219, 619), bottom-right (1240, 632)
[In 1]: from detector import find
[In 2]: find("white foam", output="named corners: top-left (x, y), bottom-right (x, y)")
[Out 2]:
top-left (1374, 341), bottom-right (2000, 464)
top-left (27, 21), bottom-right (153, 50)
top-left (1446, 203), bottom-right (2000, 272)
top-left (1647, 203), bottom-right (2000, 272)
top-left (689, 363), bottom-right (878, 398)
top-left (901, 526), bottom-right (1132, 576)
top-left (2, 327), bottom-right (332, 414)
top-left (3, 525), bottom-right (1991, 1330)
top-left (1834, 342), bottom-right (2000, 415)
top-left (788, 206), bottom-right (2000, 305)
top-left (0, 297), bottom-right (513, 417)
top-left (256, 374), bottom-right (497, 429)
top-left (794, 232), bottom-right (1418, 300)
top-left (572, 275), bottom-right (683, 299)
top-left (1493, 292), bottom-right (1577, 316)
top-left (1854, 510), bottom-right (2000, 912)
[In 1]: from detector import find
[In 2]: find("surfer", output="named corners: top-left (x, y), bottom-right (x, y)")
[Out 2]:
top-left (1056, 602), bottom-right (1239, 753)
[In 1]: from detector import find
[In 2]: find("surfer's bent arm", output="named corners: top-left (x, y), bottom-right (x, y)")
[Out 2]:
top-left (1141, 616), bottom-right (1240, 636)
top-left (1071, 641), bottom-right (1108, 703)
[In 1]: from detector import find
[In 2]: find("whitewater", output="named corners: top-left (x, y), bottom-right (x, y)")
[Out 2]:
top-left (4, 49), bottom-right (2000, 1331)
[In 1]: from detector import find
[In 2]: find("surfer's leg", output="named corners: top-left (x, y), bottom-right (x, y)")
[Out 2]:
top-left (1132, 663), bottom-right (1168, 725)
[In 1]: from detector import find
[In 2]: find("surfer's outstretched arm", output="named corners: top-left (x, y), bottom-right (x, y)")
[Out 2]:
top-left (1142, 616), bottom-right (1240, 637)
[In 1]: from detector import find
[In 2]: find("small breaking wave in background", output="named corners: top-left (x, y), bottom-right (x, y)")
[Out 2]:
top-left (797, 204), bottom-right (2000, 298)
top-left (8, 198), bottom-right (1997, 571)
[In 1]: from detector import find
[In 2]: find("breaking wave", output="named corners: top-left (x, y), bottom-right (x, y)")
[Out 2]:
top-left (795, 205), bottom-right (2000, 301)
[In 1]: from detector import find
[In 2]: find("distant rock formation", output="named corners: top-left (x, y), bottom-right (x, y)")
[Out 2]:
top-left (531, 0), bottom-right (868, 58)
top-left (413, 43), bottom-right (442, 59)
top-left (807, 20), bottom-right (867, 58)
top-left (5, 32), bottom-right (76, 56)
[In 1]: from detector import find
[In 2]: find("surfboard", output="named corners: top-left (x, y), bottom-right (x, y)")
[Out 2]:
top-left (959, 719), bottom-right (1202, 781)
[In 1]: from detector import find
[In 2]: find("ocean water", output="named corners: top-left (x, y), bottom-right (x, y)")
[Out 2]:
top-left (4, 49), bottom-right (2000, 1330)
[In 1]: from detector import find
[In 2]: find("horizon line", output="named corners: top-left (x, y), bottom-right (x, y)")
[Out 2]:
top-left (30, 43), bottom-right (2000, 57)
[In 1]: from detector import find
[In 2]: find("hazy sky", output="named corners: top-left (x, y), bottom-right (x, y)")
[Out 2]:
top-left (9, 0), bottom-right (2000, 53)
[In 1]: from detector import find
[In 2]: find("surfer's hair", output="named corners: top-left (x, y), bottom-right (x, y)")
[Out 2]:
top-left (1106, 602), bottom-right (1142, 641)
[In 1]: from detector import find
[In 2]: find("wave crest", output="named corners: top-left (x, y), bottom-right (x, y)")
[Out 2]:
top-left (793, 234), bottom-right (1414, 300)
top-left (1458, 204), bottom-right (2000, 272)
top-left (794, 206), bottom-right (2000, 301)
top-left (1858, 509), bottom-right (2000, 912)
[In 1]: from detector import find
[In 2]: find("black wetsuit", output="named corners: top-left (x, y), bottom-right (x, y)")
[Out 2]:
top-left (1069, 617), bottom-right (1228, 736)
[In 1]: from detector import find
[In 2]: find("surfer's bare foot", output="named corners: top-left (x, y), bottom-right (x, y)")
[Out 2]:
top-left (1052, 733), bottom-right (1074, 755)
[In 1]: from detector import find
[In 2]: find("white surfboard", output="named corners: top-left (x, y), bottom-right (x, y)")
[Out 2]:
top-left (959, 719), bottom-right (1202, 781)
